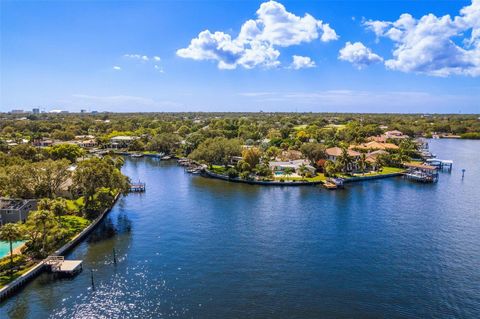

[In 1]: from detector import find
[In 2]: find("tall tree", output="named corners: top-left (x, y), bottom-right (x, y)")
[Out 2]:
top-left (25, 210), bottom-right (58, 257)
top-left (47, 144), bottom-right (85, 163)
top-left (242, 147), bottom-right (262, 169)
top-left (300, 143), bottom-right (326, 163)
top-left (0, 223), bottom-right (23, 275)
top-left (189, 137), bottom-right (241, 167)
top-left (73, 157), bottom-right (129, 214)
top-left (337, 147), bottom-right (353, 174)
top-left (359, 153), bottom-right (367, 175)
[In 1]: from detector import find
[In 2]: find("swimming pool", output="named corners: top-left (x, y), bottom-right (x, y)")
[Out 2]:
top-left (0, 240), bottom-right (25, 258)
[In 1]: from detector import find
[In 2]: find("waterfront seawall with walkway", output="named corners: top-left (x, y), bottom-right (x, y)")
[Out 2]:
top-left (0, 194), bottom-right (120, 302)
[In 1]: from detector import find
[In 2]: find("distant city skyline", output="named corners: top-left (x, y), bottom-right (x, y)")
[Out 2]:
top-left (1, 0), bottom-right (479, 113)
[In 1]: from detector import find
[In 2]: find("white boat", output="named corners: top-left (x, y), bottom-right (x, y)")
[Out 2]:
top-left (131, 153), bottom-right (144, 158)
top-left (161, 155), bottom-right (172, 160)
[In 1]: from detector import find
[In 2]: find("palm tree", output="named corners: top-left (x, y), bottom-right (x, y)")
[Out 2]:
top-left (0, 223), bottom-right (23, 275)
top-left (374, 155), bottom-right (384, 172)
top-left (359, 153), bottom-right (367, 175)
top-left (283, 167), bottom-right (295, 179)
top-left (298, 164), bottom-right (309, 180)
top-left (27, 210), bottom-right (57, 257)
top-left (337, 147), bottom-right (353, 174)
top-left (324, 160), bottom-right (337, 177)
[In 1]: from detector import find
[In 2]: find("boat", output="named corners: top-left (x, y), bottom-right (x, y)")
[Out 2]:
top-left (323, 181), bottom-right (337, 189)
top-left (161, 155), bottom-right (172, 160)
top-left (323, 177), bottom-right (344, 190)
top-left (177, 158), bottom-right (190, 166)
top-left (131, 153), bottom-right (144, 158)
top-left (186, 168), bottom-right (202, 174)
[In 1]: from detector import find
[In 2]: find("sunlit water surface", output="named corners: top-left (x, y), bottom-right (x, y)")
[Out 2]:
top-left (1, 139), bottom-right (479, 318)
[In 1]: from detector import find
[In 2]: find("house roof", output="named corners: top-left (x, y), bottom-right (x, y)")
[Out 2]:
top-left (110, 136), bottom-right (137, 141)
top-left (269, 159), bottom-right (311, 169)
top-left (353, 141), bottom-right (399, 151)
top-left (367, 135), bottom-right (387, 143)
top-left (385, 130), bottom-right (403, 134)
top-left (325, 147), bottom-right (361, 157)
top-left (0, 198), bottom-right (36, 210)
top-left (405, 162), bottom-right (437, 170)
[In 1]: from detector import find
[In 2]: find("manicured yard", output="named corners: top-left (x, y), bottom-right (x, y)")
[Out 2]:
top-left (338, 166), bottom-right (405, 179)
top-left (210, 165), bottom-right (228, 175)
top-left (274, 173), bottom-right (326, 182)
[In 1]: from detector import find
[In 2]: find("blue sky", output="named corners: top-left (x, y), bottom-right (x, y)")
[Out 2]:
top-left (1, 0), bottom-right (479, 113)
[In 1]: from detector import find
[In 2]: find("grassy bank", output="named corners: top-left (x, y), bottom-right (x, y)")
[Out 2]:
top-left (0, 215), bottom-right (90, 287)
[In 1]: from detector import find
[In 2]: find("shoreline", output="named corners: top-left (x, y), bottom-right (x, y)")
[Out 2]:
top-left (202, 169), bottom-right (404, 186)
top-left (0, 193), bottom-right (121, 302)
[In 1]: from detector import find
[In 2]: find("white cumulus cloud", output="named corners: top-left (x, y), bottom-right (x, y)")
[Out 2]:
top-left (112, 66), bottom-right (122, 70)
top-left (176, 0), bottom-right (337, 69)
top-left (338, 42), bottom-right (383, 69)
top-left (290, 55), bottom-right (316, 69)
top-left (363, 0), bottom-right (480, 77)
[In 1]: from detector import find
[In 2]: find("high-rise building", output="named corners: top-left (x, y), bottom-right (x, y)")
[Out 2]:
top-left (32, 108), bottom-right (40, 114)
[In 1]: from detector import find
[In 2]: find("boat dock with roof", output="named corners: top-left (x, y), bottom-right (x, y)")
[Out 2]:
top-left (425, 159), bottom-right (453, 171)
top-left (404, 163), bottom-right (439, 183)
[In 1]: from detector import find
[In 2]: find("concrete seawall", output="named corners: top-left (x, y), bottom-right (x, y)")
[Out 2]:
top-left (342, 172), bottom-right (403, 183)
top-left (203, 170), bottom-right (402, 186)
top-left (203, 170), bottom-right (322, 186)
top-left (0, 194), bottom-right (120, 302)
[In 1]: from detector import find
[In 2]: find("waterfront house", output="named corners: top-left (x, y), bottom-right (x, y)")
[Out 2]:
top-left (325, 147), bottom-right (361, 172)
top-left (365, 150), bottom-right (388, 170)
top-left (32, 138), bottom-right (54, 147)
top-left (109, 136), bottom-right (138, 148)
top-left (0, 198), bottom-right (37, 225)
top-left (76, 139), bottom-right (97, 148)
top-left (384, 130), bottom-right (409, 139)
top-left (279, 150), bottom-right (303, 161)
top-left (269, 159), bottom-right (316, 175)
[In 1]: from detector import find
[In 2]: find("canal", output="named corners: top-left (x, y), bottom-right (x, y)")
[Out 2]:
top-left (1, 139), bottom-right (479, 318)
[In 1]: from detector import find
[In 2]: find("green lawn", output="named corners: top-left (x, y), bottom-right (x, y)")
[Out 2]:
top-left (210, 165), bottom-right (228, 175)
top-left (274, 173), bottom-right (326, 182)
top-left (338, 166), bottom-right (405, 179)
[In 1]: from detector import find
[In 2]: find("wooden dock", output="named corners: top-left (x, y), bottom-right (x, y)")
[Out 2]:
top-left (45, 256), bottom-right (83, 276)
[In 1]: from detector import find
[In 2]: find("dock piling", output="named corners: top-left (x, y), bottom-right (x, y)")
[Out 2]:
top-left (90, 269), bottom-right (95, 290)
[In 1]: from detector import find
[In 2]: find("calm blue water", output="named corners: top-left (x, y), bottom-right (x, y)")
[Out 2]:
top-left (1, 139), bottom-right (479, 318)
